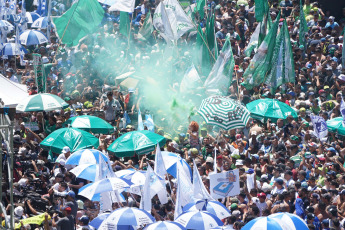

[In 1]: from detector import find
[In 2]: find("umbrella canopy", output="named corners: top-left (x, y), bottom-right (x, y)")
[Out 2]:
top-left (144, 221), bottom-right (186, 230)
top-left (64, 115), bottom-right (114, 134)
top-left (79, 177), bottom-right (133, 200)
top-left (1, 43), bottom-right (28, 56)
top-left (114, 168), bottom-right (136, 177)
top-left (16, 93), bottom-right (68, 112)
top-left (98, 207), bottom-right (155, 229)
top-left (161, 151), bottom-right (192, 180)
top-left (25, 12), bottom-right (41, 23)
top-left (40, 128), bottom-right (99, 154)
top-left (326, 117), bottom-right (345, 135)
top-left (70, 164), bottom-right (102, 181)
top-left (19, 30), bottom-right (48, 46)
top-left (269, 213), bottom-right (309, 230)
top-left (0, 20), bottom-right (14, 32)
top-left (175, 211), bottom-right (223, 230)
top-left (242, 217), bottom-right (285, 230)
top-left (210, 227), bottom-right (233, 230)
top-left (65, 149), bottom-right (109, 165)
top-left (198, 96), bottom-right (250, 130)
top-left (120, 77), bottom-right (139, 89)
top-left (120, 170), bottom-right (147, 185)
top-left (107, 130), bottom-right (166, 157)
top-left (89, 212), bottom-right (112, 229)
top-left (183, 200), bottom-right (231, 220)
top-left (31, 17), bottom-right (49, 29)
top-left (246, 99), bottom-right (297, 123)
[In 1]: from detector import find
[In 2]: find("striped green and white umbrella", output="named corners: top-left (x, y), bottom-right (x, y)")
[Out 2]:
top-left (198, 96), bottom-right (250, 130)
top-left (16, 93), bottom-right (69, 112)
top-left (64, 115), bottom-right (114, 134)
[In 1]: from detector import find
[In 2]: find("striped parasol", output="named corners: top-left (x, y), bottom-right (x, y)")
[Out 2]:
top-left (16, 93), bottom-right (69, 112)
top-left (198, 96), bottom-right (250, 130)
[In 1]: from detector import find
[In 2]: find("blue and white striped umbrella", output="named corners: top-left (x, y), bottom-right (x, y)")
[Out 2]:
top-left (1, 43), bottom-right (28, 56)
top-left (161, 151), bottom-right (192, 180)
top-left (210, 227), bottom-right (233, 230)
top-left (120, 170), bottom-right (147, 185)
top-left (0, 20), bottom-right (14, 32)
top-left (31, 17), bottom-right (48, 29)
top-left (269, 213), bottom-right (309, 230)
top-left (115, 168), bottom-right (136, 177)
top-left (183, 200), bottom-right (231, 220)
top-left (98, 207), bottom-right (155, 229)
top-left (144, 221), bottom-right (186, 230)
top-left (175, 211), bottom-right (223, 230)
top-left (89, 212), bottom-right (112, 229)
top-left (242, 217), bottom-right (285, 230)
top-left (25, 12), bottom-right (41, 23)
top-left (66, 149), bottom-right (109, 165)
top-left (19, 30), bottom-right (48, 46)
top-left (79, 177), bottom-right (132, 200)
top-left (70, 164), bottom-right (104, 181)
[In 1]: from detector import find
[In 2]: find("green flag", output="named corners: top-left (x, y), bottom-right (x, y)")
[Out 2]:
top-left (195, 0), bottom-right (205, 19)
top-left (204, 37), bottom-right (235, 95)
top-left (205, 13), bottom-right (218, 60)
top-left (265, 20), bottom-right (295, 93)
top-left (52, 0), bottom-right (104, 47)
top-left (241, 12), bottom-right (281, 90)
top-left (138, 10), bottom-right (154, 41)
top-left (196, 25), bottom-right (212, 76)
top-left (255, 0), bottom-right (269, 22)
top-left (299, 0), bottom-right (308, 48)
top-left (120, 11), bottom-right (131, 38)
top-left (258, 10), bottom-right (272, 47)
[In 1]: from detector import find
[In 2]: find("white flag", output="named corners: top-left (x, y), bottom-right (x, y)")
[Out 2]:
top-left (341, 100), bottom-right (345, 127)
top-left (310, 115), bottom-right (328, 140)
top-left (154, 143), bottom-right (167, 178)
top-left (0, 0), bottom-right (6, 19)
top-left (144, 114), bottom-right (154, 132)
top-left (138, 108), bottom-right (144, 131)
top-left (97, 152), bottom-right (113, 212)
top-left (174, 164), bottom-right (194, 219)
top-left (244, 22), bottom-right (260, 57)
top-left (140, 165), bottom-right (153, 213)
top-left (193, 159), bottom-right (213, 200)
top-left (108, 0), bottom-right (135, 12)
top-left (180, 63), bottom-right (202, 92)
top-left (153, 0), bottom-right (194, 42)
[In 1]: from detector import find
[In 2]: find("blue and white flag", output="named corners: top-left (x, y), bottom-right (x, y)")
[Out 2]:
top-left (123, 111), bottom-right (131, 125)
top-left (341, 100), bottom-right (345, 126)
top-left (311, 115), bottom-right (328, 141)
top-left (193, 159), bottom-right (213, 200)
top-left (140, 165), bottom-right (153, 213)
top-left (36, 0), bottom-right (47, 16)
top-left (0, 0), bottom-right (6, 19)
top-left (20, 0), bottom-right (27, 30)
top-left (144, 114), bottom-right (154, 132)
top-left (138, 108), bottom-right (144, 131)
top-left (7, 0), bottom-right (16, 16)
top-left (154, 143), bottom-right (167, 178)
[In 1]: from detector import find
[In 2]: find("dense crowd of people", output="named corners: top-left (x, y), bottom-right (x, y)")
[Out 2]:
top-left (1, 0), bottom-right (345, 229)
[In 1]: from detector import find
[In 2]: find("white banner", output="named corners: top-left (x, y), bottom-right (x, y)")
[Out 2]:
top-left (209, 169), bottom-right (240, 199)
top-left (310, 115), bottom-right (328, 140)
top-left (108, 0), bottom-right (135, 12)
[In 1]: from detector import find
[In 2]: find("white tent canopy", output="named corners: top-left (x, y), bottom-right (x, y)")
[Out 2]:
top-left (0, 74), bottom-right (29, 107)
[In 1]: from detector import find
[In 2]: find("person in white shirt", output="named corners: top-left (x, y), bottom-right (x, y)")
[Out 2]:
top-left (284, 170), bottom-right (295, 188)
top-left (55, 146), bottom-right (73, 170)
top-left (271, 178), bottom-right (286, 195)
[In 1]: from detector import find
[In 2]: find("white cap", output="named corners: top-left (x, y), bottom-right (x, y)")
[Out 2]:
top-left (42, 56), bottom-right (49, 64)
top-left (206, 157), bottom-right (214, 164)
top-left (14, 206), bottom-right (24, 216)
top-left (62, 146), bottom-right (70, 154)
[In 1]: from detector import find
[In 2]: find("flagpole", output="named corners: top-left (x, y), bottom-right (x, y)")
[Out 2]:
top-left (235, 70), bottom-right (240, 101)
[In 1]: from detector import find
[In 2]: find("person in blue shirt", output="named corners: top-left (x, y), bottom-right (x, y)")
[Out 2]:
top-left (325, 16), bottom-right (340, 31)
top-left (132, 6), bottom-right (142, 27)
top-left (306, 213), bottom-right (321, 230)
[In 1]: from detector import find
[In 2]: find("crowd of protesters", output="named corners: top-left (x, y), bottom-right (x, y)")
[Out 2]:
top-left (1, 0), bottom-right (345, 229)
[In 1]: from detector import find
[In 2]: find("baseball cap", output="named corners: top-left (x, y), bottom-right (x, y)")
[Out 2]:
top-left (246, 168), bottom-right (254, 174)
top-left (327, 171), bottom-right (336, 176)
top-left (290, 135), bottom-right (299, 141)
top-left (62, 146), bottom-right (70, 154)
top-left (77, 200), bottom-right (84, 209)
top-left (80, 215), bottom-right (89, 224)
top-left (67, 191), bottom-right (76, 198)
top-left (63, 206), bottom-right (72, 212)
top-left (257, 192), bottom-right (266, 199)
top-left (235, 159), bottom-right (244, 166)
top-left (326, 147), bottom-right (336, 153)
top-left (339, 189), bottom-right (345, 195)
top-left (230, 203), bottom-right (238, 210)
top-left (275, 178), bottom-right (284, 185)
top-left (206, 157), bottom-right (214, 164)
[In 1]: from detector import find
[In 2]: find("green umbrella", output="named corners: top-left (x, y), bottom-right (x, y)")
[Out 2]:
top-left (246, 99), bottom-right (297, 123)
top-left (40, 128), bottom-right (99, 154)
top-left (198, 96), bottom-right (250, 130)
top-left (16, 93), bottom-right (69, 112)
top-left (64, 115), bottom-right (114, 134)
top-left (326, 117), bottom-right (345, 135)
top-left (107, 130), bottom-right (166, 157)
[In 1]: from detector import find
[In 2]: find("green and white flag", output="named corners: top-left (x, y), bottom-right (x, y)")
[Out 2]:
top-left (299, 0), bottom-right (308, 48)
top-left (254, 0), bottom-right (269, 22)
top-left (204, 37), bottom-right (235, 96)
top-left (138, 10), bottom-right (154, 41)
top-left (180, 64), bottom-right (202, 92)
top-left (119, 11), bottom-right (131, 38)
top-left (241, 12), bottom-right (280, 90)
top-left (245, 22), bottom-right (260, 57)
top-left (265, 20), bottom-right (295, 93)
top-left (258, 10), bottom-right (272, 47)
top-left (153, 0), bottom-right (194, 42)
top-left (194, 0), bottom-right (205, 19)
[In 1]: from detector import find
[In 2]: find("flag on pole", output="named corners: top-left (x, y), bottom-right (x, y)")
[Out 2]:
top-left (193, 159), bottom-right (213, 200)
top-left (241, 12), bottom-right (280, 90)
top-left (196, 25), bottom-right (212, 76)
top-left (204, 37), bottom-right (235, 95)
top-left (36, 0), bottom-right (47, 16)
top-left (137, 10), bottom-right (154, 41)
top-left (7, 0), bottom-right (16, 15)
top-left (154, 143), bottom-right (167, 178)
top-left (108, 0), bottom-right (135, 12)
top-left (180, 63), bottom-right (202, 92)
top-left (310, 115), bottom-right (328, 140)
top-left (119, 11), bottom-right (130, 38)
top-left (194, 0), bottom-right (205, 19)
top-left (144, 114), bottom-right (154, 132)
top-left (46, 0), bottom-right (52, 40)
top-left (206, 13), bottom-right (218, 60)
top-left (138, 108), bottom-right (144, 131)
top-left (299, 0), bottom-right (308, 49)
top-left (140, 165), bottom-right (153, 213)
top-left (20, 0), bottom-right (27, 31)
top-left (52, 0), bottom-right (104, 47)
top-left (245, 22), bottom-right (260, 57)
top-left (0, 0), bottom-right (6, 19)
top-left (15, 26), bottom-right (26, 66)
top-left (265, 19), bottom-right (295, 93)
top-left (98, 152), bottom-right (113, 212)
top-left (255, 0), bottom-right (269, 22)
top-left (258, 10), bottom-right (272, 47)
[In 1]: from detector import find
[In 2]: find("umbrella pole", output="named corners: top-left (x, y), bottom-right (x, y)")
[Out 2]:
top-left (235, 70), bottom-right (240, 101)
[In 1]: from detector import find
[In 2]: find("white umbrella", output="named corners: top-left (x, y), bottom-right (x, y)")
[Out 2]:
top-left (144, 221), bottom-right (186, 230)
top-left (98, 207), bottom-right (155, 229)
top-left (19, 30), bottom-right (48, 46)
top-left (16, 93), bottom-right (68, 112)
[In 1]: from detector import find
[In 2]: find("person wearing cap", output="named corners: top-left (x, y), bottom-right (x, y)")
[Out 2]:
top-left (52, 206), bottom-right (75, 230)
top-left (5, 68), bottom-right (19, 83)
top-left (56, 146), bottom-right (71, 165)
top-left (271, 178), bottom-right (286, 195)
top-left (77, 215), bottom-right (90, 229)
top-left (325, 16), bottom-right (340, 31)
